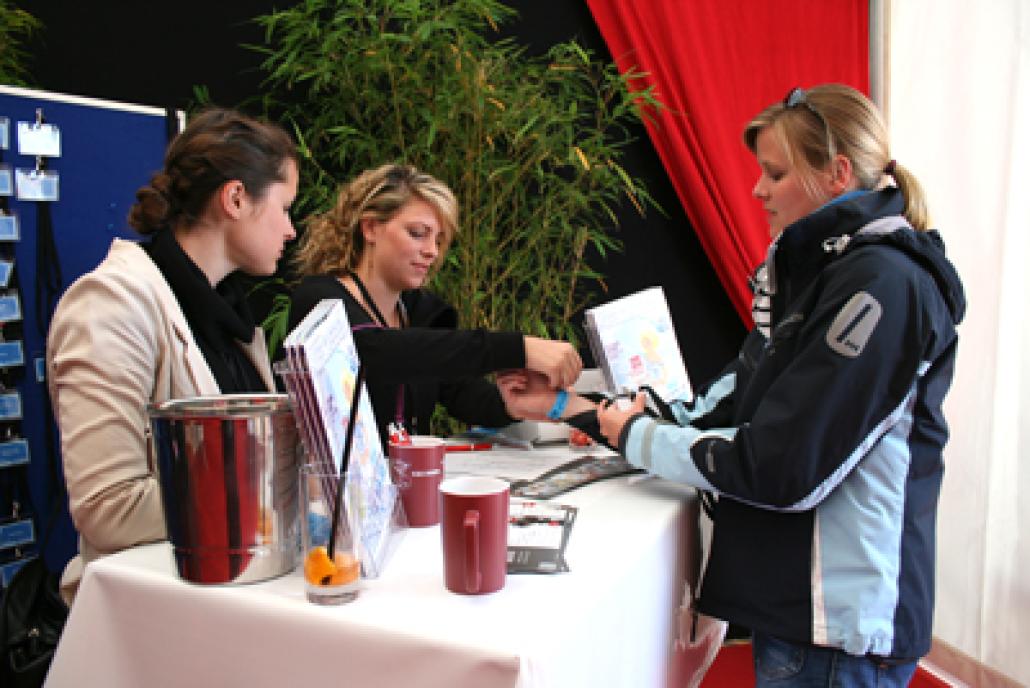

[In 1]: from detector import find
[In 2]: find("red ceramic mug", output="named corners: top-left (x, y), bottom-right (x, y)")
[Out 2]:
top-left (439, 476), bottom-right (509, 595)
top-left (389, 436), bottom-right (446, 527)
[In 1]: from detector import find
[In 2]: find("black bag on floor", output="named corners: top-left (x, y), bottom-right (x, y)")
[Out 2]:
top-left (1, 556), bottom-right (68, 688)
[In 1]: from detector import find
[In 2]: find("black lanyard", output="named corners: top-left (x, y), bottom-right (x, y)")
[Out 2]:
top-left (349, 272), bottom-right (407, 329)
top-left (348, 272), bottom-right (411, 429)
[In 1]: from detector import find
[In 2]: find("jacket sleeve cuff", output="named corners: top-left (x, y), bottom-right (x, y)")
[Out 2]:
top-left (617, 413), bottom-right (648, 457)
top-left (621, 415), bottom-right (719, 492)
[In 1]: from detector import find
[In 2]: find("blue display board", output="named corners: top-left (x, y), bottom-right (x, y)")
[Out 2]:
top-left (0, 85), bottom-right (175, 573)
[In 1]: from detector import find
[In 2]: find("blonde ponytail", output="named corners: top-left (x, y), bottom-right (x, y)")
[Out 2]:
top-left (886, 161), bottom-right (930, 232)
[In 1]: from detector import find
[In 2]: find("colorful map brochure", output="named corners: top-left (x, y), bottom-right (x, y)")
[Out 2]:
top-left (584, 286), bottom-right (693, 403)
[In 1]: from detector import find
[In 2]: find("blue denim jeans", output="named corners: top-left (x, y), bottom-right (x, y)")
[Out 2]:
top-left (752, 632), bottom-right (918, 687)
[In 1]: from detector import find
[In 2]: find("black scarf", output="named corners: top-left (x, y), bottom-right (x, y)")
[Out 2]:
top-left (144, 229), bottom-right (267, 393)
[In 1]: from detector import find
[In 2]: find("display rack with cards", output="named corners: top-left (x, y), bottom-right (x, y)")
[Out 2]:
top-left (0, 102), bottom-right (66, 589)
top-left (0, 85), bottom-right (178, 578)
top-left (0, 108), bottom-right (36, 588)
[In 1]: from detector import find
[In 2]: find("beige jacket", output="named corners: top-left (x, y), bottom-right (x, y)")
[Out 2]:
top-left (47, 239), bottom-right (273, 602)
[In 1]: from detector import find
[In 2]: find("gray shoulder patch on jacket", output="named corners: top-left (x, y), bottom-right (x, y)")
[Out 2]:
top-left (825, 291), bottom-right (882, 357)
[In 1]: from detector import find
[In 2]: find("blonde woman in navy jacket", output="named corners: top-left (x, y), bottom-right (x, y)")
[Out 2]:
top-left (500, 84), bottom-right (965, 687)
top-left (47, 109), bottom-right (298, 602)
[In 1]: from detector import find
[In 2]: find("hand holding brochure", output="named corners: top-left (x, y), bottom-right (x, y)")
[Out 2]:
top-left (584, 286), bottom-right (692, 403)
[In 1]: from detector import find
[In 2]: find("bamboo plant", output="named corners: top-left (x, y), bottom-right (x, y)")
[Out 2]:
top-left (252, 0), bottom-right (661, 348)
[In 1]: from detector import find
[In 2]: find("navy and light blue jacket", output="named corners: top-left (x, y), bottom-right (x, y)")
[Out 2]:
top-left (619, 187), bottom-right (966, 659)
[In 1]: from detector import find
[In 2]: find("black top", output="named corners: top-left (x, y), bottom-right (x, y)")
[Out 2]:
top-left (144, 229), bottom-right (267, 393)
top-left (287, 274), bottom-right (524, 448)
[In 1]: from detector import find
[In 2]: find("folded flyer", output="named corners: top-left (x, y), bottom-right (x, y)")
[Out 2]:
top-left (507, 499), bottom-right (578, 574)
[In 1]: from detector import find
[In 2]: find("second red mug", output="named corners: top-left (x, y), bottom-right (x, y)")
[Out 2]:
top-left (439, 476), bottom-right (509, 595)
top-left (389, 436), bottom-right (446, 527)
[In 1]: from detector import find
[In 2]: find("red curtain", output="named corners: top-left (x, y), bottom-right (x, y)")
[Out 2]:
top-left (586, 0), bottom-right (868, 324)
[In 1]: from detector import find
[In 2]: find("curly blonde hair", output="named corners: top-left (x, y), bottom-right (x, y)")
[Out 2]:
top-left (744, 84), bottom-right (930, 231)
top-left (293, 163), bottom-right (458, 277)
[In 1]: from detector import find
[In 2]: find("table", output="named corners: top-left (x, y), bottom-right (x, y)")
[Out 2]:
top-left (45, 451), bottom-right (700, 688)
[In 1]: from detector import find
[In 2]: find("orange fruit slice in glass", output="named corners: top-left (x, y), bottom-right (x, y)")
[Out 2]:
top-left (304, 546), bottom-right (360, 586)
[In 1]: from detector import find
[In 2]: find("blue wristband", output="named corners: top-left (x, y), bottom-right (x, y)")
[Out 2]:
top-left (547, 389), bottom-right (569, 421)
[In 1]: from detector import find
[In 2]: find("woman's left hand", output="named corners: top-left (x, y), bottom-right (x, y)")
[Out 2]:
top-left (522, 337), bottom-right (583, 389)
top-left (597, 393), bottom-right (647, 447)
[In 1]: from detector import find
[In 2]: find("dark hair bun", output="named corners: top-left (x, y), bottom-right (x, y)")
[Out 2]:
top-left (127, 173), bottom-right (173, 235)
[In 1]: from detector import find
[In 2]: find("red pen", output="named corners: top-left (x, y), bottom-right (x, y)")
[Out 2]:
top-left (444, 442), bottom-right (493, 452)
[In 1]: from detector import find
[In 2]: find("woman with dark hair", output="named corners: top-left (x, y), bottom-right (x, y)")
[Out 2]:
top-left (47, 108), bottom-right (299, 602)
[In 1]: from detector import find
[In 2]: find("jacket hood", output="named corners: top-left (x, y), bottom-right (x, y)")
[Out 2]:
top-left (774, 187), bottom-right (966, 326)
top-left (856, 226), bottom-right (967, 325)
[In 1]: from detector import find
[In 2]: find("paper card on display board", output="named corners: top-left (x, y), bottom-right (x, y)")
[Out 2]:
top-left (0, 517), bottom-right (34, 549)
top-left (0, 340), bottom-right (24, 367)
top-left (16, 120), bottom-right (61, 157)
top-left (0, 292), bottom-right (21, 322)
top-left (0, 215), bottom-right (18, 242)
top-left (0, 438), bottom-right (30, 468)
top-left (0, 390), bottom-right (23, 420)
top-left (0, 165), bottom-right (13, 196)
top-left (0, 260), bottom-right (13, 288)
top-left (15, 168), bottom-right (59, 202)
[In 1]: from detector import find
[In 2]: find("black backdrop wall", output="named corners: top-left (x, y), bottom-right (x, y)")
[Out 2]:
top-left (14, 0), bottom-right (746, 386)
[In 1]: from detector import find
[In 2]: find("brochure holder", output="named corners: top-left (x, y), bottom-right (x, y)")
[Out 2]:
top-left (275, 351), bottom-right (405, 579)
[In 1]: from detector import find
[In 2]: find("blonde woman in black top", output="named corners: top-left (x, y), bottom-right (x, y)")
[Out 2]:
top-left (288, 163), bottom-right (581, 449)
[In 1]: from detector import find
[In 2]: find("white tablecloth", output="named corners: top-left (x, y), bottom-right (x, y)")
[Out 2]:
top-left (46, 461), bottom-right (699, 688)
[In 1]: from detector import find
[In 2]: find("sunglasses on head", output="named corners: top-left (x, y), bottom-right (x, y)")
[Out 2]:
top-left (385, 165), bottom-right (410, 184)
top-left (782, 87), bottom-right (835, 157)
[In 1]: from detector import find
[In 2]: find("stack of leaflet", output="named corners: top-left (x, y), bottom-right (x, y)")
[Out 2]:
top-left (276, 299), bottom-right (398, 578)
